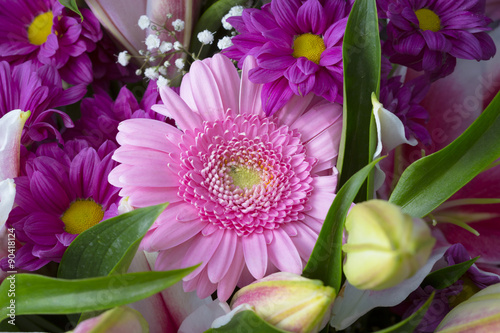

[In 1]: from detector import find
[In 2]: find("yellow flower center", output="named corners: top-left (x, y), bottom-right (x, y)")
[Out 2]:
top-left (292, 33), bottom-right (326, 64)
top-left (28, 11), bottom-right (54, 45)
top-left (61, 199), bottom-right (104, 234)
top-left (415, 8), bottom-right (441, 32)
top-left (229, 166), bottom-right (261, 189)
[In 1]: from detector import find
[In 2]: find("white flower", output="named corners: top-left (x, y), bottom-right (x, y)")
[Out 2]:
top-left (159, 41), bottom-right (173, 53)
top-left (197, 30), bottom-right (214, 45)
top-left (157, 76), bottom-right (170, 88)
top-left (217, 36), bottom-right (233, 50)
top-left (144, 67), bottom-right (159, 80)
top-left (158, 66), bottom-right (168, 75)
top-left (175, 58), bottom-right (185, 70)
top-left (145, 34), bottom-right (161, 51)
top-left (117, 51), bottom-right (131, 66)
top-left (138, 15), bottom-right (150, 30)
top-left (135, 69), bottom-right (142, 76)
top-left (172, 19), bottom-right (185, 32)
top-left (173, 41), bottom-right (183, 51)
top-left (222, 6), bottom-right (244, 30)
top-left (164, 60), bottom-right (171, 67)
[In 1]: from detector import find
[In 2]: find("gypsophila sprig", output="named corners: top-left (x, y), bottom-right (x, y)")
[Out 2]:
top-left (138, 15), bottom-right (150, 30)
top-left (197, 30), bottom-right (214, 45)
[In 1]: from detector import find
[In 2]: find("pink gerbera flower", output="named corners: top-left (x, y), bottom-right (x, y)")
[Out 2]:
top-left (224, 0), bottom-right (352, 115)
top-left (109, 54), bottom-right (343, 300)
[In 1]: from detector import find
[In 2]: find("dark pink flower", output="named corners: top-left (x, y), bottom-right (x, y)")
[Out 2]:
top-left (224, 0), bottom-right (352, 115)
top-left (380, 0), bottom-right (496, 77)
top-left (0, 0), bottom-right (103, 84)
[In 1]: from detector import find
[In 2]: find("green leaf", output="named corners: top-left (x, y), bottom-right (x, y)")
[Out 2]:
top-left (204, 310), bottom-right (288, 333)
top-left (389, 91), bottom-right (500, 218)
top-left (303, 157), bottom-right (384, 292)
top-left (422, 257), bottom-right (479, 290)
top-left (58, 0), bottom-right (83, 21)
top-left (373, 292), bottom-right (435, 333)
top-left (58, 203), bottom-right (167, 279)
top-left (189, 0), bottom-right (248, 60)
top-left (337, 0), bottom-right (381, 202)
top-left (0, 267), bottom-right (196, 320)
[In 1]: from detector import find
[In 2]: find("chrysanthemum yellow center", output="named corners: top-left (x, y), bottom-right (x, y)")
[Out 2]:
top-left (229, 166), bottom-right (261, 189)
top-left (415, 8), bottom-right (441, 32)
top-left (292, 33), bottom-right (326, 64)
top-left (61, 199), bottom-right (104, 234)
top-left (28, 11), bottom-right (54, 45)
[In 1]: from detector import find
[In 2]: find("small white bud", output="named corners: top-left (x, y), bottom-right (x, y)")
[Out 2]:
top-left (163, 60), bottom-right (171, 67)
top-left (157, 76), bottom-right (170, 88)
top-left (173, 41), bottom-right (183, 51)
top-left (144, 67), bottom-right (159, 80)
top-left (117, 51), bottom-right (131, 66)
top-left (138, 15), bottom-right (150, 30)
top-left (149, 56), bottom-right (156, 62)
top-left (217, 36), bottom-right (233, 50)
top-left (145, 34), bottom-right (161, 51)
top-left (135, 69), bottom-right (142, 76)
top-left (158, 66), bottom-right (168, 75)
top-left (175, 58), bottom-right (185, 70)
top-left (172, 19), bottom-right (185, 32)
top-left (159, 41), bottom-right (173, 53)
top-left (197, 30), bottom-right (214, 45)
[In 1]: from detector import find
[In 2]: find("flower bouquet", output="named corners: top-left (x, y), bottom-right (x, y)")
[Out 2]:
top-left (1, 0), bottom-right (500, 332)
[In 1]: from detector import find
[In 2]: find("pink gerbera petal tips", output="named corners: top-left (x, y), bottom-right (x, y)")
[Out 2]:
top-left (109, 54), bottom-right (343, 301)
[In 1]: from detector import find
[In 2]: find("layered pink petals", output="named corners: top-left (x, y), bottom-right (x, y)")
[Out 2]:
top-left (111, 54), bottom-right (343, 300)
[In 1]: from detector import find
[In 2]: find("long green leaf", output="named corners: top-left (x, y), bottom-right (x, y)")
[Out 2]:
top-left (303, 157), bottom-right (384, 292)
top-left (422, 257), bottom-right (479, 290)
top-left (389, 91), bottom-right (500, 217)
top-left (0, 267), bottom-right (196, 320)
top-left (189, 0), bottom-right (248, 60)
top-left (58, 203), bottom-right (167, 279)
top-left (337, 0), bottom-right (380, 201)
top-left (58, 0), bottom-right (83, 21)
top-left (204, 311), bottom-right (287, 333)
top-left (373, 292), bottom-right (435, 333)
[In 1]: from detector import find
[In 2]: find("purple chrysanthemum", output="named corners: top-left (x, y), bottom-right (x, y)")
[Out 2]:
top-left (1, 140), bottom-right (120, 271)
top-left (0, 0), bottom-right (103, 84)
top-left (65, 81), bottom-right (169, 148)
top-left (224, 0), bottom-right (352, 115)
top-left (380, 75), bottom-right (431, 144)
top-left (109, 54), bottom-right (343, 300)
top-left (380, 0), bottom-right (496, 77)
top-left (0, 60), bottom-right (86, 145)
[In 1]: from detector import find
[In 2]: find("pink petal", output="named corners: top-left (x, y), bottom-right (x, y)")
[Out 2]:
top-left (155, 87), bottom-right (204, 131)
top-left (268, 228), bottom-right (302, 274)
top-left (305, 190), bottom-right (336, 220)
top-left (218, 242), bottom-right (245, 301)
top-left (209, 54), bottom-right (240, 114)
top-left (290, 101), bottom-right (343, 142)
top-left (242, 233), bottom-right (268, 279)
top-left (182, 230), bottom-right (225, 280)
top-left (239, 56), bottom-right (263, 115)
top-left (207, 230), bottom-right (238, 283)
top-left (188, 60), bottom-right (225, 122)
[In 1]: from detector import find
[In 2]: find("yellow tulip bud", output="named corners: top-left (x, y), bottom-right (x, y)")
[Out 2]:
top-left (342, 200), bottom-right (436, 290)
top-left (230, 272), bottom-right (336, 333)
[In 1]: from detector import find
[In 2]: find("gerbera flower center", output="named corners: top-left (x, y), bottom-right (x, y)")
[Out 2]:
top-left (178, 113), bottom-right (315, 236)
top-left (61, 199), bottom-right (104, 234)
top-left (28, 11), bottom-right (54, 45)
top-left (292, 33), bottom-right (326, 64)
top-left (229, 166), bottom-right (262, 189)
top-left (414, 8), bottom-right (441, 32)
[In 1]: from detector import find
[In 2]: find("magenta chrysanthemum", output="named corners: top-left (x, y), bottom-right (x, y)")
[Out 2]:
top-left (1, 140), bottom-right (120, 271)
top-left (109, 54), bottom-right (343, 300)
top-left (0, 61), bottom-right (86, 145)
top-left (64, 81), bottom-right (168, 148)
top-left (0, 0), bottom-right (103, 84)
top-left (224, 0), bottom-right (352, 115)
top-left (380, 0), bottom-right (496, 77)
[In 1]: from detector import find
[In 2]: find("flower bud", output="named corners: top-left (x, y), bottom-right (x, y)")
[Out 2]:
top-left (70, 306), bottom-right (148, 333)
top-left (436, 282), bottom-right (500, 332)
top-left (230, 272), bottom-right (335, 333)
top-left (342, 200), bottom-right (436, 290)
